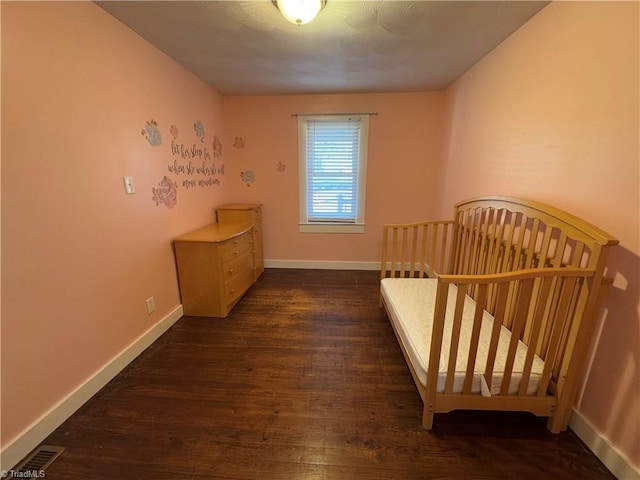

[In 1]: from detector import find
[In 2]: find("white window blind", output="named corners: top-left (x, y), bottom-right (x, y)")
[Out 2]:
top-left (306, 117), bottom-right (361, 222)
top-left (298, 114), bottom-right (369, 233)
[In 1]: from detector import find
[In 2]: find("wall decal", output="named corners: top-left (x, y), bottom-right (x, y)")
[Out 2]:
top-left (241, 170), bottom-right (255, 187)
top-left (233, 137), bottom-right (246, 149)
top-left (193, 120), bottom-right (205, 142)
top-left (170, 124), bottom-right (179, 140)
top-left (166, 127), bottom-right (225, 191)
top-left (141, 119), bottom-right (162, 146)
top-left (152, 176), bottom-right (178, 209)
top-left (277, 162), bottom-right (287, 173)
top-left (145, 120), bottom-right (224, 208)
top-left (212, 135), bottom-right (223, 158)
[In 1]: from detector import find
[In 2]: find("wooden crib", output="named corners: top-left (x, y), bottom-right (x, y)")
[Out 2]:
top-left (379, 196), bottom-right (618, 432)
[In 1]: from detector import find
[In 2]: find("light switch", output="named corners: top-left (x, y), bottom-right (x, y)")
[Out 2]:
top-left (123, 176), bottom-right (136, 194)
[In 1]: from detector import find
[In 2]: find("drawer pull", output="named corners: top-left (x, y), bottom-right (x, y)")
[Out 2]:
top-left (228, 268), bottom-right (234, 274)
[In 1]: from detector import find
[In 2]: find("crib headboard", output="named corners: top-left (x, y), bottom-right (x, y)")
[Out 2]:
top-left (450, 196), bottom-right (619, 278)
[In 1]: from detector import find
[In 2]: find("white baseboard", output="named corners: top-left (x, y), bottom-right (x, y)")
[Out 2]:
top-left (264, 260), bottom-right (435, 275)
top-left (265, 259), bottom-right (380, 270)
top-left (0, 305), bottom-right (184, 471)
top-left (570, 408), bottom-right (640, 480)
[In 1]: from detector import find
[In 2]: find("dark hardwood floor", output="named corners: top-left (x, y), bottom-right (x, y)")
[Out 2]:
top-left (42, 269), bottom-right (614, 479)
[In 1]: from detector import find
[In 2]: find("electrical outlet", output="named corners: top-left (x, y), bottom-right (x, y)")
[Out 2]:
top-left (145, 296), bottom-right (156, 314)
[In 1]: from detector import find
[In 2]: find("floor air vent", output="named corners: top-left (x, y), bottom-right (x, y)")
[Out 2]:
top-left (13, 445), bottom-right (64, 475)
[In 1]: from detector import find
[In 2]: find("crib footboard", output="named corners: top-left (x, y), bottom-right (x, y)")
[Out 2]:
top-left (423, 267), bottom-right (596, 432)
top-left (381, 220), bottom-right (455, 279)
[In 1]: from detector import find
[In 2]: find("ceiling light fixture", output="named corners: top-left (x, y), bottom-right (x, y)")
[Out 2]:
top-left (273, 0), bottom-right (326, 25)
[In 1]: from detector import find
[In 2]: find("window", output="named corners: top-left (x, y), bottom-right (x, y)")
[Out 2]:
top-left (297, 114), bottom-right (369, 233)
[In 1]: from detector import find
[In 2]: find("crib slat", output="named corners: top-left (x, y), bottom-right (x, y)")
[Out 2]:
top-left (522, 279), bottom-right (539, 345)
top-left (444, 286), bottom-right (467, 394)
top-left (426, 282), bottom-right (451, 410)
top-left (503, 278), bottom-right (519, 331)
top-left (469, 208), bottom-right (484, 276)
top-left (489, 209), bottom-right (507, 274)
top-left (539, 272), bottom-right (563, 358)
top-left (500, 278), bottom-right (535, 396)
top-left (462, 283), bottom-right (488, 394)
top-left (491, 209), bottom-right (509, 273)
top-left (440, 223), bottom-right (451, 274)
top-left (408, 226), bottom-right (418, 277)
top-left (480, 208), bottom-right (492, 273)
top-left (552, 232), bottom-right (568, 267)
top-left (537, 276), bottom-right (579, 396)
top-left (470, 209), bottom-right (491, 299)
top-left (478, 208), bottom-right (494, 275)
top-left (539, 237), bottom-right (572, 352)
top-left (554, 284), bottom-right (577, 381)
top-left (554, 277), bottom-right (588, 387)
top-left (458, 211), bottom-right (471, 275)
top-left (525, 230), bottom-right (566, 346)
top-left (524, 219), bottom-right (541, 269)
top-left (390, 228), bottom-right (399, 277)
top-left (484, 209), bottom-right (505, 311)
top-left (428, 224), bottom-right (438, 277)
top-left (457, 210), bottom-right (470, 274)
top-left (465, 210), bottom-right (476, 272)
top-left (419, 224), bottom-right (428, 277)
top-left (511, 213), bottom-right (528, 271)
top-left (484, 282), bottom-right (511, 390)
top-left (503, 215), bottom-right (531, 327)
top-left (472, 209), bottom-right (486, 275)
top-left (538, 225), bottom-right (554, 268)
top-left (487, 208), bottom-right (500, 268)
top-left (381, 226), bottom-right (389, 280)
top-left (519, 276), bottom-right (553, 396)
top-left (452, 210), bottom-right (465, 274)
top-left (571, 241), bottom-right (586, 268)
top-left (500, 212), bottom-right (518, 275)
top-left (400, 227), bottom-right (409, 277)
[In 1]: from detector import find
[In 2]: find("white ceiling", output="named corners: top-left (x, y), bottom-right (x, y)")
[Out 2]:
top-left (97, 0), bottom-right (550, 96)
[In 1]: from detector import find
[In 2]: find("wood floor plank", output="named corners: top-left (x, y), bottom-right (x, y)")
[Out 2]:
top-left (40, 269), bottom-right (614, 479)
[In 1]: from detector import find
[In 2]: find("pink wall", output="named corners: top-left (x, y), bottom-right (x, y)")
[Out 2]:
top-left (439, 2), bottom-right (639, 467)
top-left (1, 2), bottom-right (230, 445)
top-left (221, 93), bottom-right (444, 264)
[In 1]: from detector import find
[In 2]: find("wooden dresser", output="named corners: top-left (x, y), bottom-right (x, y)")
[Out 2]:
top-left (174, 222), bottom-right (255, 318)
top-left (217, 204), bottom-right (264, 279)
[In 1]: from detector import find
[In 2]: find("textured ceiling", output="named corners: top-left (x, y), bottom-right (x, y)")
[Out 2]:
top-left (98, 1), bottom-right (550, 95)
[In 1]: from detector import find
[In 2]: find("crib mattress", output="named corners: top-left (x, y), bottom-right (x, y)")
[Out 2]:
top-left (381, 278), bottom-right (545, 396)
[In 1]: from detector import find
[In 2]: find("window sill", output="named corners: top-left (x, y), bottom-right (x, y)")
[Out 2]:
top-left (299, 223), bottom-right (365, 234)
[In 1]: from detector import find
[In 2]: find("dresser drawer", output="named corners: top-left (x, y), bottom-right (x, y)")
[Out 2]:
top-left (220, 233), bottom-right (253, 263)
top-left (223, 250), bottom-right (254, 282)
top-left (219, 231), bottom-right (252, 253)
top-left (224, 269), bottom-right (254, 306)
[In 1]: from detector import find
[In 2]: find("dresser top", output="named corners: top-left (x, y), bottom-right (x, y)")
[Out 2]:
top-left (217, 203), bottom-right (262, 211)
top-left (174, 222), bottom-right (252, 243)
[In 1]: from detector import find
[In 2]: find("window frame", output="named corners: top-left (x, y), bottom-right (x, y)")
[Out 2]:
top-left (297, 114), bottom-right (369, 234)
